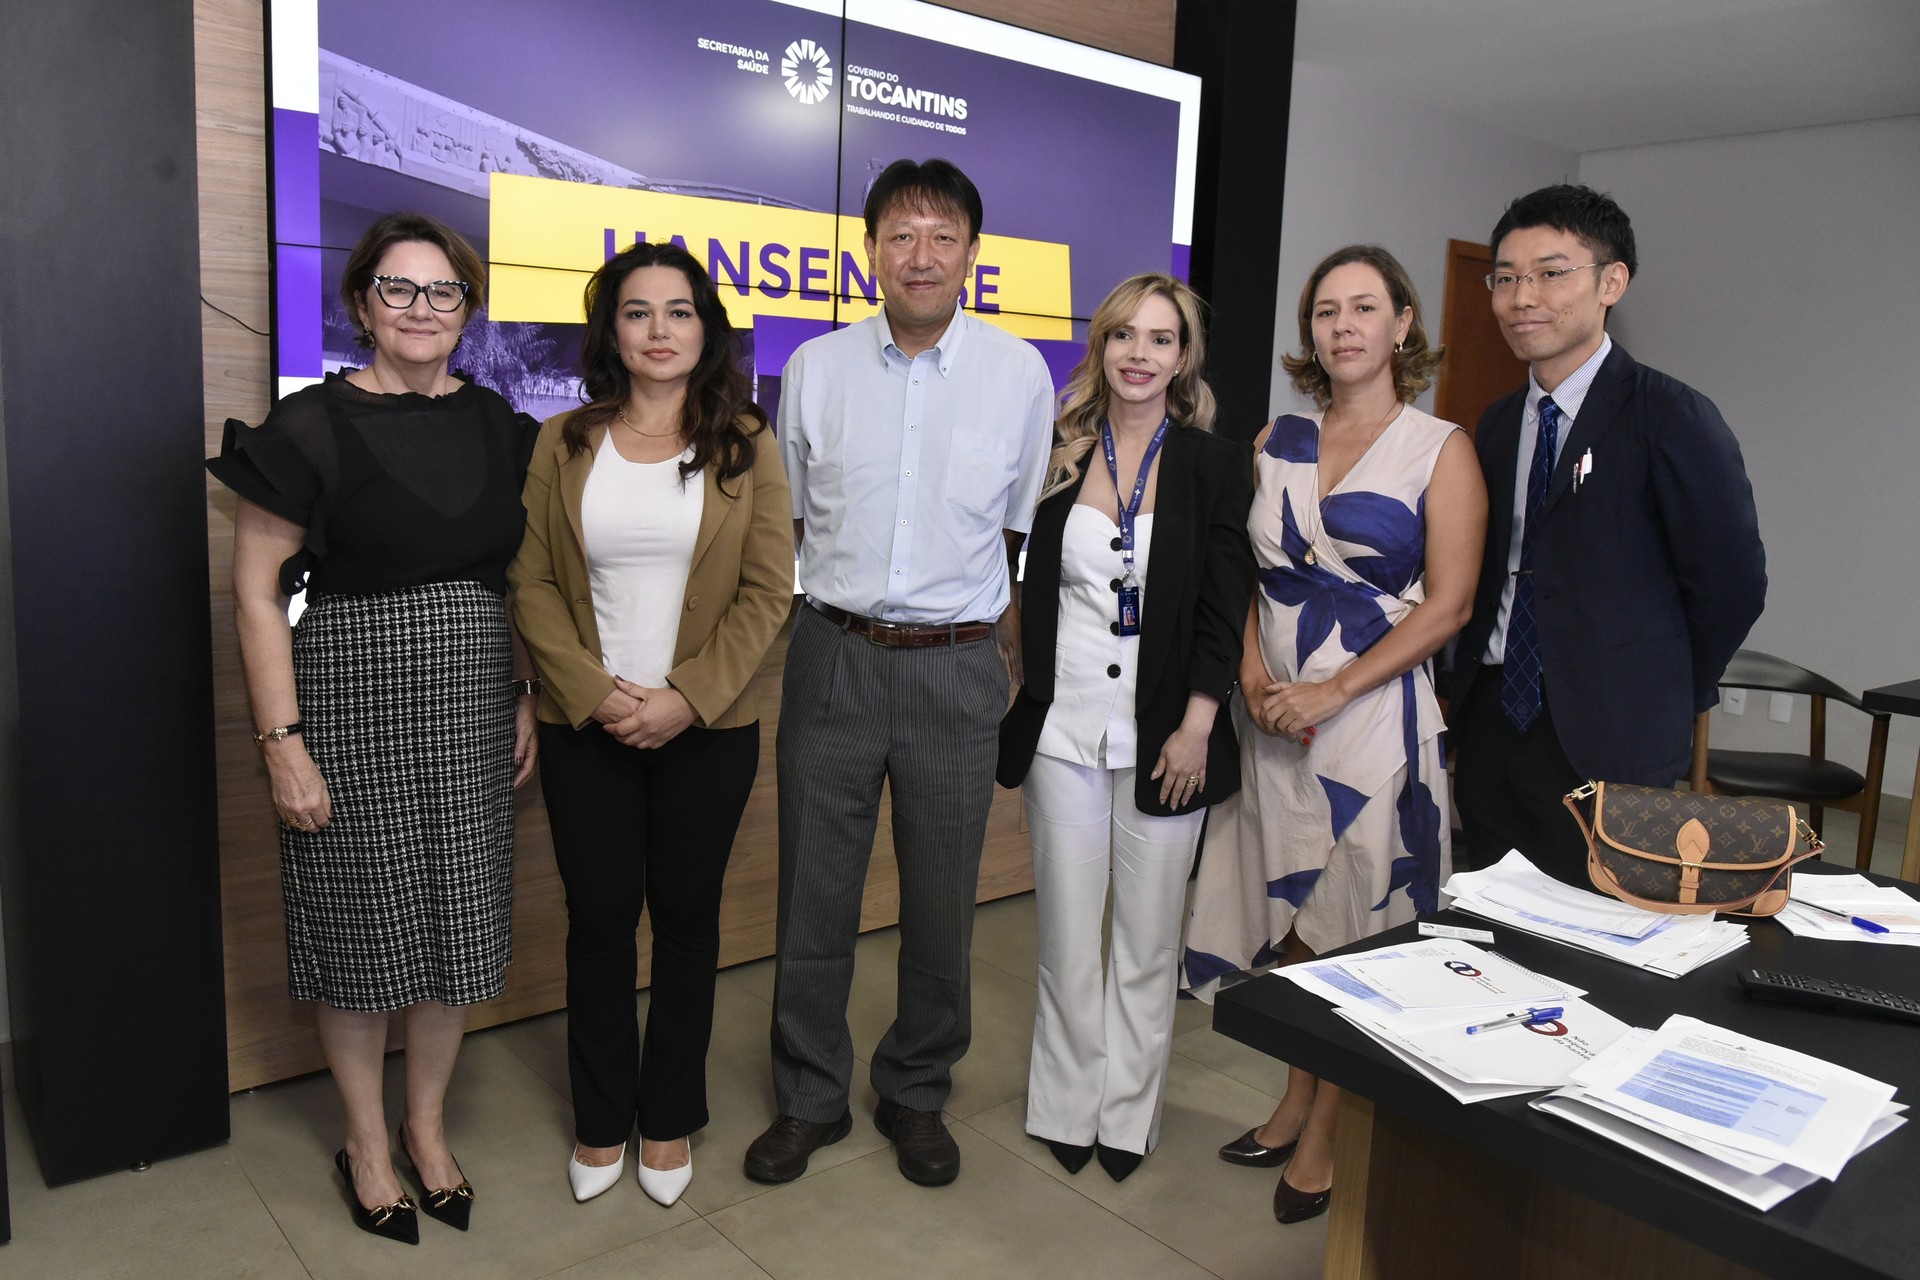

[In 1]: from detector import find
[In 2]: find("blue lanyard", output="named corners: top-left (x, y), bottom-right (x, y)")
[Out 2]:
top-left (1100, 415), bottom-right (1171, 583)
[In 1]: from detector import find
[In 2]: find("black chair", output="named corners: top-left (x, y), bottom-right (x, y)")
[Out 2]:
top-left (1690, 650), bottom-right (1890, 871)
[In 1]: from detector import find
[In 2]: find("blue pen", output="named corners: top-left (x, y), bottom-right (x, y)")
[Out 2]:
top-left (1794, 899), bottom-right (1890, 935)
top-left (1464, 1006), bottom-right (1564, 1035)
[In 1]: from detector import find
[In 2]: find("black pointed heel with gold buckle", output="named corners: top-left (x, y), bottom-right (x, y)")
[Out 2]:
top-left (336, 1149), bottom-right (420, 1244)
top-left (399, 1126), bottom-right (475, 1231)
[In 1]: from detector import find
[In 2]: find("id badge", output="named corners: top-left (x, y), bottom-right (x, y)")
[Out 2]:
top-left (1116, 583), bottom-right (1141, 636)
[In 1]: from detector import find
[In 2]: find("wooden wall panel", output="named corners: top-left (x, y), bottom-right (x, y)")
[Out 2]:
top-left (198, 0), bottom-right (1162, 1090)
top-left (935, 0), bottom-right (1175, 65)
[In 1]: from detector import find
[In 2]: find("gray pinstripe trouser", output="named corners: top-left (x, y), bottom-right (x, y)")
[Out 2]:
top-left (770, 604), bottom-right (1009, 1121)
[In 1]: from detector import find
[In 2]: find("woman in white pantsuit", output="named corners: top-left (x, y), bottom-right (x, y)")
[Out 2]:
top-left (997, 274), bottom-right (1255, 1181)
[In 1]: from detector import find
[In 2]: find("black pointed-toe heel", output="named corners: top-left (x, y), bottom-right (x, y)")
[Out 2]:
top-left (1218, 1126), bottom-right (1299, 1168)
top-left (1273, 1172), bottom-right (1332, 1224)
top-left (1095, 1142), bottom-right (1144, 1183)
top-left (336, 1149), bottom-right (420, 1244)
top-left (399, 1127), bottom-right (475, 1231)
top-left (1038, 1137), bottom-right (1095, 1174)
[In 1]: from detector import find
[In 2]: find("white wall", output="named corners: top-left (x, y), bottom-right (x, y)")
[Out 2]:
top-left (1270, 61), bottom-right (1579, 419)
top-left (1580, 116), bottom-right (1920, 800)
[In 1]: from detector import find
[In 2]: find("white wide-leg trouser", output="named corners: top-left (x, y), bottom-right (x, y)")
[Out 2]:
top-left (1023, 754), bottom-right (1206, 1154)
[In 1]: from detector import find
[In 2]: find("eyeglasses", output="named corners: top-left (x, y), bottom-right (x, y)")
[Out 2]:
top-left (1484, 262), bottom-right (1610, 293)
top-left (369, 275), bottom-right (470, 312)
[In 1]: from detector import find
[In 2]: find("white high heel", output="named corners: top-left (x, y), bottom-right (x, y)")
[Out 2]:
top-left (636, 1141), bottom-right (692, 1207)
top-left (567, 1142), bottom-right (626, 1202)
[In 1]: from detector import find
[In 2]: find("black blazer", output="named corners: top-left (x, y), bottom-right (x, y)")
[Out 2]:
top-left (1451, 342), bottom-right (1766, 785)
top-left (998, 425), bottom-right (1256, 816)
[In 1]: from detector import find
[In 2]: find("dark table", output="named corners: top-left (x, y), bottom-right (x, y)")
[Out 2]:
top-left (1215, 878), bottom-right (1920, 1280)
top-left (1862, 680), bottom-right (1920, 881)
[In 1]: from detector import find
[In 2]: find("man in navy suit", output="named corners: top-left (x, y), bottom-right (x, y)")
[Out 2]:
top-left (1451, 184), bottom-right (1766, 885)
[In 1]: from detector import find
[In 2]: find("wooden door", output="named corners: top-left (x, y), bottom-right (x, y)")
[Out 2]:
top-left (1434, 238), bottom-right (1527, 436)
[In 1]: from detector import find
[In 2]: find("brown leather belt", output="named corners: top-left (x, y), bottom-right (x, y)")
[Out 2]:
top-left (811, 601), bottom-right (993, 648)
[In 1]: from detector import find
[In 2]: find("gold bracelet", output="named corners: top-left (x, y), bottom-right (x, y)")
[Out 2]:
top-left (252, 721), bottom-right (303, 744)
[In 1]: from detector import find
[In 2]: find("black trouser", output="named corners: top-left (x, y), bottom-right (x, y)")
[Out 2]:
top-left (538, 719), bottom-right (759, 1145)
top-left (1451, 672), bottom-right (1589, 886)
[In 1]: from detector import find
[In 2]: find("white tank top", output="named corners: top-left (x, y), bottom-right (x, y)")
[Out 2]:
top-left (580, 434), bottom-right (703, 687)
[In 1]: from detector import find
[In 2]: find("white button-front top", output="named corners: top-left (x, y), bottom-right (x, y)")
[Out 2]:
top-left (1035, 506), bottom-right (1154, 770)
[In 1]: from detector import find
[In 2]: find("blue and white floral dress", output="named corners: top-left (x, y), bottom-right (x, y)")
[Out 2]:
top-left (1181, 407), bottom-right (1456, 996)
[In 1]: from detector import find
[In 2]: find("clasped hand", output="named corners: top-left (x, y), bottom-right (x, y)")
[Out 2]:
top-left (1248, 677), bottom-right (1348, 744)
top-left (594, 676), bottom-right (696, 750)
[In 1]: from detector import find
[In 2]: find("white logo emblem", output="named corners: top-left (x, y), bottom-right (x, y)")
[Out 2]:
top-left (782, 39), bottom-right (833, 104)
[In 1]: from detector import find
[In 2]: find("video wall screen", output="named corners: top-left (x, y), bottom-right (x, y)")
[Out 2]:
top-left (268, 0), bottom-right (1200, 419)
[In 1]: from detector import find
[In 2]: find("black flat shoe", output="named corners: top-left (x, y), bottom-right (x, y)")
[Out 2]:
top-left (1273, 1172), bottom-right (1331, 1224)
top-left (1219, 1126), bottom-right (1299, 1168)
top-left (1095, 1142), bottom-right (1144, 1183)
top-left (1037, 1137), bottom-right (1094, 1174)
top-left (399, 1126), bottom-right (474, 1231)
top-left (336, 1149), bottom-right (419, 1245)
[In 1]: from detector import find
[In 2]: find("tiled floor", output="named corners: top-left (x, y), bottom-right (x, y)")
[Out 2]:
top-left (3, 811), bottom-right (1908, 1278)
top-left (2, 892), bottom-right (1317, 1280)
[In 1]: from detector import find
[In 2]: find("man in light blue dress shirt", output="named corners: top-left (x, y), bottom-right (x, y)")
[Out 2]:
top-left (745, 159), bottom-right (1054, 1189)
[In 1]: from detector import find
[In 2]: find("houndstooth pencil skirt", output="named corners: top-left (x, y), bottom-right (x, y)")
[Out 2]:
top-left (283, 580), bottom-right (516, 1012)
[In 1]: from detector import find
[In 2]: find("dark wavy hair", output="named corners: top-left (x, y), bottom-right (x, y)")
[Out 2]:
top-left (1281, 244), bottom-right (1442, 409)
top-left (564, 241), bottom-right (764, 487)
top-left (339, 211), bottom-right (488, 346)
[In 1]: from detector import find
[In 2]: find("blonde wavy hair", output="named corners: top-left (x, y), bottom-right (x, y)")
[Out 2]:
top-left (1042, 273), bottom-right (1215, 501)
top-left (1279, 244), bottom-right (1443, 408)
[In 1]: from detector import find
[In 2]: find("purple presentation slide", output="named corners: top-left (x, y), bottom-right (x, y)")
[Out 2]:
top-left (272, 0), bottom-right (1195, 420)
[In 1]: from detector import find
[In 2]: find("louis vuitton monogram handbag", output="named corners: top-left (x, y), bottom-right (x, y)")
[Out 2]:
top-left (1563, 781), bottom-right (1824, 918)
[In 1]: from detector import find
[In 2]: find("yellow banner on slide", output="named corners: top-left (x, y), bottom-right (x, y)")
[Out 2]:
top-left (487, 173), bottom-right (1071, 338)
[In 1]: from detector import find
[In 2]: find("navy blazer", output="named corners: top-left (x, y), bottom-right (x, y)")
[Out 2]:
top-left (997, 425), bottom-right (1255, 816)
top-left (1452, 342), bottom-right (1766, 784)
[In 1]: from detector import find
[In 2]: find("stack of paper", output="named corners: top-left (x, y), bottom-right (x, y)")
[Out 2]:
top-left (1279, 938), bottom-right (1633, 1103)
top-left (1532, 1015), bottom-right (1907, 1210)
top-left (1777, 874), bottom-right (1920, 944)
top-left (1443, 852), bottom-right (1749, 977)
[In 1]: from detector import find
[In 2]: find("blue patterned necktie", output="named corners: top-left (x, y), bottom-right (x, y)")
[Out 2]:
top-left (1500, 396), bottom-right (1562, 731)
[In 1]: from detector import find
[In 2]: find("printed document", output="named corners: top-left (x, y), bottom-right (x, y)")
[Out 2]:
top-left (1567, 1015), bottom-right (1898, 1180)
top-left (1340, 951), bottom-right (1574, 1010)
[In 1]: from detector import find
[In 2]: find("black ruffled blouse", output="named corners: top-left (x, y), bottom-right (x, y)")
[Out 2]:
top-left (208, 372), bottom-right (537, 597)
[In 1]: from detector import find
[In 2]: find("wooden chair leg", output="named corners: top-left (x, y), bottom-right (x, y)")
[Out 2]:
top-left (1689, 711), bottom-right (1710, 795)
top-left (1857, 714), bottom-right (1891, 872)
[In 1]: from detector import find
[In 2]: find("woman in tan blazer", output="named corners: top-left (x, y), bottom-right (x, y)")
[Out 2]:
top-left (508, 241), bottom-right (792, 1208)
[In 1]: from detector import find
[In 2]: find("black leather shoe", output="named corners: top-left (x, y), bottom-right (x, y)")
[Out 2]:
top-left (1219, 1126), bottom-right (1298, 1168)
top-left (1095, 1142), bottom-right (1144, 1183)
top-left (336, 1149), bottom-right (419, 1245)
top-left (399, 1126), bottom-right (474, 1231)
top-left (1038, 1137), bottom-right (1094, 1174)
top-left (873, 1099), bottom-right (960, 1186)
top-left (1273, 1172), bottom-right (1332, 1224)
top-left (743, 1111), bottom-right (853, 1184)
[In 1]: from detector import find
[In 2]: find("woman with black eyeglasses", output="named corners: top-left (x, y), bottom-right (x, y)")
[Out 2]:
top-left (210, 211), bottom-right (538, 1245)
